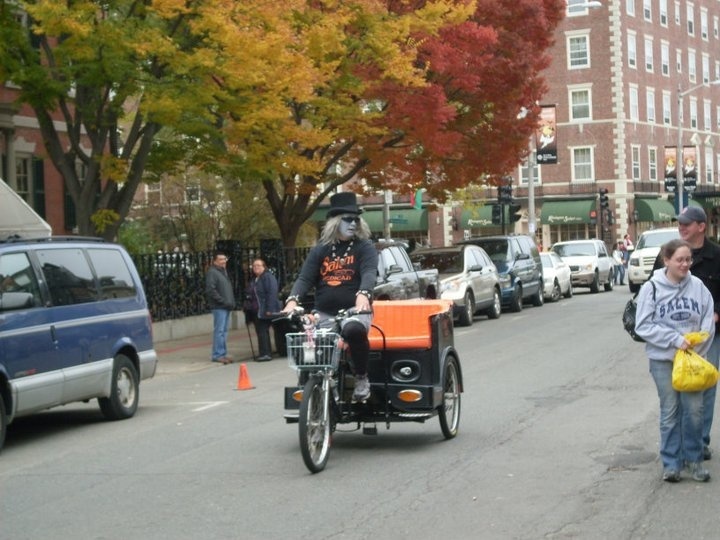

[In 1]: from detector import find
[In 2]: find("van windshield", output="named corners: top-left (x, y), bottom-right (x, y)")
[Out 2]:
top-left (473, 240), bottom-right (509, 270)
top-left (636, 231), bottom-right (679, 249)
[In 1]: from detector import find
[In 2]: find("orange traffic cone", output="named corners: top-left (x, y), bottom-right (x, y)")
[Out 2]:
top-left (235, 363), bottom-right (255, 391)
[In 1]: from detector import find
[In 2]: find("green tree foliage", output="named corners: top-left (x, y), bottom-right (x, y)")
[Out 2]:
top-left (0, 0), bottom-right (227, 240)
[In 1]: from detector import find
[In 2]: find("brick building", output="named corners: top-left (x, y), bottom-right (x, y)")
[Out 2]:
top-left (444, 0), bottom-right (720, 249)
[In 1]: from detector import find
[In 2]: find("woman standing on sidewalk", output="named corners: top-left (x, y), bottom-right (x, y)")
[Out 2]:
top-left (248, 258), bottom-right (280, 361)
top-left (635, 239), bottom-right (715, 483)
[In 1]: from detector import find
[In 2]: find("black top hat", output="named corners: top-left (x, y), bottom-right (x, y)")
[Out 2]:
top-left (326, 192), bottom-right (363, 218)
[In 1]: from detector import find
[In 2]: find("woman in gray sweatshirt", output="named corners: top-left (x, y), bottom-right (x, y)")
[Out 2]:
top-left (635, 239), bottom-right (715, 483)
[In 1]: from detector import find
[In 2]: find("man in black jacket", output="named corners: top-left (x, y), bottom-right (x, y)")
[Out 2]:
top-left (653, 206), bottom-right (720, 459)
top-left (206, 251), bottom-right (236, 364)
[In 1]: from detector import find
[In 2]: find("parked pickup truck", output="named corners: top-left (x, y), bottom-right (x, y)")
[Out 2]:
top-left (375, 240), bottom-right (439, 301)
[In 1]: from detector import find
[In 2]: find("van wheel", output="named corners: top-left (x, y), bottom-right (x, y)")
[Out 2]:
top-left (509, 285), bottom-right (523, 312)
top-left (0, 397), bottom-right (6, 452)
top-left (99, 354), bottom-right (139, 420)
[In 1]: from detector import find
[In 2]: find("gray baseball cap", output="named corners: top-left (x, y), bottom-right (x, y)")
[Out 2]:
top-left (674, 206), bottom-right (707, 224)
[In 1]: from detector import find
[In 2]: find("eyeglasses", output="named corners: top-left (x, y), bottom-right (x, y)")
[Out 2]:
top-left (341, 216), bottom-right (360, 224)
top-left (671, 257), bottom-right (693, 265)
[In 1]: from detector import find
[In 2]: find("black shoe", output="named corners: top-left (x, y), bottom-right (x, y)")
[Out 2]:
top-left (256, 355), bottom-right (272, 362)
top-left (704, 445), bottom-right (712, 461)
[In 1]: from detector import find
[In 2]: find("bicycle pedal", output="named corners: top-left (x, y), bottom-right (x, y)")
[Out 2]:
top-left (362, 423), bottom-right (378, 436)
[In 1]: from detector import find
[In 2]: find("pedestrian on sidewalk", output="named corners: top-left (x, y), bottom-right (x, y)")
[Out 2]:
top-left (247, 258), bottom-right (280, 361)
top-left (635, 239), bottom-right (715, 483)
top-left (206, 251), bottom-right (235, 365)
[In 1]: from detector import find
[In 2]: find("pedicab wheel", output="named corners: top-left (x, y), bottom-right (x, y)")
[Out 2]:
top-left (298, 375), bottom-right (332, 473)
top-left (439, 357), bottom-right (461, 439)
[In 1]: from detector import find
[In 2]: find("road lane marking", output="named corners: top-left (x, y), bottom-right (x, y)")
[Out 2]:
top-left (190, 401), bottom-right (228, 412)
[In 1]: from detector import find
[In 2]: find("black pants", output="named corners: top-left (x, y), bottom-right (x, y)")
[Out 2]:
top-left (254, 317), bottom-right (273, 357)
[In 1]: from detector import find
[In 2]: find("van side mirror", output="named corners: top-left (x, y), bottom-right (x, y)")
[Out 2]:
top-left (0, 292), bottom-right (35, 311)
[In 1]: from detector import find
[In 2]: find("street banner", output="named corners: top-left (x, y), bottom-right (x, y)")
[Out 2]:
top-left (682, 146), bottom-right (697, 179)
top-left (664, 147), bottom-right (677, 179)
top-left (535, 106), bottom-right (557, 164)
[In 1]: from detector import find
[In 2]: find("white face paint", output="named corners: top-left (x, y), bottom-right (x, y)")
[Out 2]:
top-left (339, 215), bottom-right (359, 239)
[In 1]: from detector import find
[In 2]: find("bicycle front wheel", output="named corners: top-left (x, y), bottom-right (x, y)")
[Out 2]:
top-left (298, 375), bottom-right (332, 473)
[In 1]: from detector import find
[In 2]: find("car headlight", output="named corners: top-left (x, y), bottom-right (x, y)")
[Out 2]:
top-left (582, 263), bottom-right (593, 271)
top-left (441, 279), bottom-right (462, 293)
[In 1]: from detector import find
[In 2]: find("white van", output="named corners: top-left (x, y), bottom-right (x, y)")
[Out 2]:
top-left (627, 228), bottom-right (680, 292)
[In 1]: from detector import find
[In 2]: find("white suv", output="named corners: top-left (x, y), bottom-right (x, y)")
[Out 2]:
top-left (550, 239), bottom-right (614, 293)
top-left (627, 228), bottom-right (680, 293)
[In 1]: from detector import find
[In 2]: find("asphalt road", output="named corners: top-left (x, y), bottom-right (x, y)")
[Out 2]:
top-left (1, 286), bottom-right (718, 539)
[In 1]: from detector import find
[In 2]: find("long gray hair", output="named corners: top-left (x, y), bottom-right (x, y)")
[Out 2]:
top-left (319, 215), bottom-right (372, 245)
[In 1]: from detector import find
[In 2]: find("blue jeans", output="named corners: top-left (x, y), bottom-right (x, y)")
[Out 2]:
top-left (702, 334), bottom-right (720, 447)
top-left (649, 359), bottom-right (704, 470)
top-left (614, 265), bottom-right (625, 284)
top-left (211, 309), bottom-right (231, 361)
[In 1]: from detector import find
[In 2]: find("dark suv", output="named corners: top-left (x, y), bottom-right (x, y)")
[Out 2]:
top-left (457, 235), bottom-right (544, 312)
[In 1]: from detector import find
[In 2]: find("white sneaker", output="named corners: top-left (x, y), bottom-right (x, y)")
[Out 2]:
top-left (352, 375), bottom-right (370, 402)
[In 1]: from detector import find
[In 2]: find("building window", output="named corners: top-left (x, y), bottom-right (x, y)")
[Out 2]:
top-left (674, 1), bottom-right (680, 25)
top-left (629, 86), bottom-right (639, 121)
top-left (701, 9), bottom-right (708, 40)
top-left (702, 54), bottom-right (710, 83)
top-left (631, 146), bottom-right (641, 180)
top-left (567, 34), bottom-right (590, 69)
top-left (570, 87), bottom-right (592, 121)
top-left (661, 41), bottom-right (669, 75)
top-left (15, 157), bottom-right (31, 202)
top-left (704, 99), bottom-right (712, 131)
top-left (676, 48), bottom-right (682, 73)
top-left (186, 185), bottom-right (200, 203)
top-left (716, 105), bottom-right (720, 130)
top-left (687, 4), bottom-right (694, 36)
top-left (660, 0), bottom-right (668, 26)
top-left (519, 156), bottom-right (541, 186)
top-left (705, 148), bottom-right (714, 184)
top-left (649, 148), bottom-right (658, 181)
top-left (644, 36), bottom-right (654, 72)
top-left (690, 98), bottom-right (698, 129)
top-left (627, 32), bottom-right (637, 68)
top-left (643, 0), bottom-right (651, 21)
top-left (567, 0), bottom-right (595, 16)
top-left (714, 16), bottom-right (719, 39)
top-left (663, 92), bottom-right (672, 125)
top-left (646, 89), bottom-right (656, 123)
top-left (572, 147), bottom-right (594, 181)
top-left (626, 0), bottom-right (635, 16)
top-left (688, 49), bottom-right (696, 83)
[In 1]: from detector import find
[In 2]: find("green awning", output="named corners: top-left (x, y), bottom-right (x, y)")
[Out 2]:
top-left (540, 200), bottom-right (595, 225)
top-left (635, 198), bottom-right (675, 222)
top-left (361, 209), bottom-right (428, 232)
top-left (460, 206), bottom-right (507, 228)
top-left (310, 208), bottom-right (427, 232)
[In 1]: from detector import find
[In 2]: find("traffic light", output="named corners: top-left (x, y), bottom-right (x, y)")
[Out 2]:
top-left (589, 210), bottom-right (597, 226)
top-left (509, 203), bottom-right (522, 223)
top-left (599, 188), bottom-right (609, 210)
top-left (491, 204), bottom-right (502, 225)
top-left (498, 185), bottom-right (513, 205)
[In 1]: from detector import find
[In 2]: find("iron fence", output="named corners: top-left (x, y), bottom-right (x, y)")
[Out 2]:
top-left (132, 244), bottom-right (312, 322)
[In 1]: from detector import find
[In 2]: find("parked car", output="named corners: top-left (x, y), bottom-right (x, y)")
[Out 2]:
top-left (627, 228), bottom-right (680, 293)
top-left (457, 234), bottom-right (544, 312)
top-left (0, 237), bottom-right (158, 450)
top-left (540, 252), bottom-right (573, 302)
top-left (551, 239), bottom-right (614, 293)
top-left (409, 244), bottom-right (501, 326)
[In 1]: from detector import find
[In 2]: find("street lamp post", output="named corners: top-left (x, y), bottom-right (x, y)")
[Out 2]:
top-left (676, 79), bottom-right (720, 212)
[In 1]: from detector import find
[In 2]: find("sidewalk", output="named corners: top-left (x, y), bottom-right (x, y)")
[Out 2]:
top-left (153, 325), bottom-right (270, 376)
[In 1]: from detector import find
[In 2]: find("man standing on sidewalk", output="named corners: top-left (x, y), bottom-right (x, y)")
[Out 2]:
top-left (206, 251), bottom-right (235, 364)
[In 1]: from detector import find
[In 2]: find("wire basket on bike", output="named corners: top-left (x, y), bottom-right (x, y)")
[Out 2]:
top-left (286, 331), bottom-right (340, 370)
